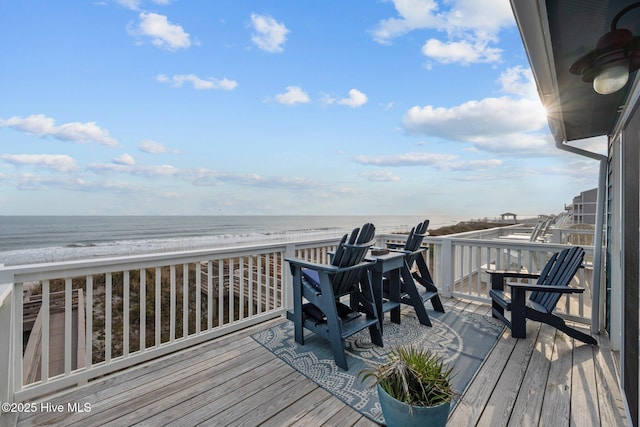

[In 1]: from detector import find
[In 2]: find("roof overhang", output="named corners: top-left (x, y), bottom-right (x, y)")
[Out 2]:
top-left (510, 0), bottom-right (639, 142)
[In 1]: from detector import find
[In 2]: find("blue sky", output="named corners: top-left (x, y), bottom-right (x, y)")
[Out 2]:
top-left (0, 0), bottom-right (604, 222)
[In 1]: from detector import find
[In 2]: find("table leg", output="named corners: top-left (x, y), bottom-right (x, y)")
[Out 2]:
top-left (369, 270), bottom-right (385, 334)
top-left (387, 269), bottom-right (401, 325)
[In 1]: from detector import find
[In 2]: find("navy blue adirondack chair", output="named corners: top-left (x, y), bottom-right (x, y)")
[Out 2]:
top-left (285, 223), bottom-right (382, 370)
top-left (488, 246), bottom-right (597, 345)
top-left (384, 219), bottom-right (445, 327)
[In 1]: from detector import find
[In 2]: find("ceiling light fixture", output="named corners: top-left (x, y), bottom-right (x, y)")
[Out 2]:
top-left (569, 2), bottom-right (640, 95)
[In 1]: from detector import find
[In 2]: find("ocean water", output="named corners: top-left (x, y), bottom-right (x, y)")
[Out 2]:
top-left (0, 215), bottom-right (443, 266)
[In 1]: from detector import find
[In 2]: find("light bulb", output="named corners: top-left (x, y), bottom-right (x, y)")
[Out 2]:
top-left (593, 63), bottom-right (630, 94)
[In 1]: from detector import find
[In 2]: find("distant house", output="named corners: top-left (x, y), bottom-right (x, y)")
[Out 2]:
top-left (571, 188), bottom-right (598, 225)
top-left (500, 212), bottom-right (517, 223)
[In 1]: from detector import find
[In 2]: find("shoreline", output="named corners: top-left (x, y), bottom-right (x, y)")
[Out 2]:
top-left (1, 220), bottom-right (510, 267)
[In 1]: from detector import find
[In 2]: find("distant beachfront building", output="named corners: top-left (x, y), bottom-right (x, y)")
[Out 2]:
top-left (570, 188), bottom-right (597, 225)
top-left (499, 212), bottom-right (517, 224)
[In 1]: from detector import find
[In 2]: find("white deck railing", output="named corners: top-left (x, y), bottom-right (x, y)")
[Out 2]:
top-left (0, 226), bottom-right (594, 403)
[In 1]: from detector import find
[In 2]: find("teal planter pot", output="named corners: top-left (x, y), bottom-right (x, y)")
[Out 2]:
top-left (377, 384), bottom-right (450, 427)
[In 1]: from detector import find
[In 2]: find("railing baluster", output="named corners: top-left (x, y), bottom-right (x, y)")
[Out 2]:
top-left (207, 261), bottom-right (213, 330)
top-left (239, 257), bottom-right (245, 320)
top-left (248, 256), bottom-right (254, 317)
top-left (196, 262), bottom-right (201, 334)
top-left (217, 259), bottom-right (223, 327)
top-left (140, 270), bottom-right (145, 352)
top-left (183, 263), bottom-right (188, 338)
top-left (466, 246), bottom-right (472, 295)
top-left (155, 267), bottom-right (161, 347)
top-left (475, 246), bottom-right (482, 296)
top-left (227, 258), bottom-right (233, 323)
top-left (40, 281), bottom-right (48, 383)
top-left (124, 271), bottom-right (130, 357)
top-left (170, 265), bottom-right (176, 342)
top-left (266, 254), bottom-right (272, 311)
top-left (65, 278), bottom-right (72, 375)
top-left (14, 281), bottom-right (24, 391)
top-left (257, 255), bottom-right (263, 314)
top-left (86, 276), bottom-right (93, 368)
top-left (105, 273), bottom-right (112, 363)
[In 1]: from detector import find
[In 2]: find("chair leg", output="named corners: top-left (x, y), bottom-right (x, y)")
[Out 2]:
top-left (429, 293), bottom-right (446, 313)
top-left (292, 275), bottom-right (305, 345)
top-left (401, 263), bottom-right (432, 327)
top-left (414, 257), bottom-right (445, 313)
top-left (527, 310), bottom-right (597, 345)
top-left (510, 287), bottom-right (527, 338)
top-left (325, 314), bottom-right (348, 370)
top-left (491, 299), bottom-right (504, 320)
top-left (369, 323), bottom-right (383, 347)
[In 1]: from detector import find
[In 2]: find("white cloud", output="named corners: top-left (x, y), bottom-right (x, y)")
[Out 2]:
top-left (361, 170), bottom-right (400, 182)
top-left (138, 140), bottom-right (177, 154)
top-left (114, 0), bottom-right (142, 10)
top-left (372, 0), bottom-right (515, 65)
top-left (1, 154), bottom-right (78, 172)
top-left (371, 0), bottom-right (442, 44)
top-left (446, 158), bottom-right (502, 170)
top-left (114, 0), bottom-right (171, 10)
top-left (273, 86), bottom-right (310, 105)
top-left (468, 133), bottom-right (553, 154)
top-left (422, 38), bottom-right (502, 65)
top-left (250, 13), bottom-right (289, 53)
top-left (188, 168), bottom-right (322, 190)
top-left (338, 89), bottom-right (368, 108)
top-left (8, 173), bottom-right (86, 191)
top-left (354, 152), bottom-right (457, 167)
top-left (0, 114), bottom-right (118, 147)
top-left (354, 151), bottom-right (502, 171)
top-left (402, 97), bottom-right (547, 141)
top-left (131, 12), bottom-right (190, 51)
top-left (498, 66), bottom-right (538, 98)
top-left (88, 162), bottom-right (180, 177)
top-left (156, 74), bottom-right (238, 90)
top-left (113, 153), bottom-right (135, 166)
top-left (3, 171), bottom-right (169, 195)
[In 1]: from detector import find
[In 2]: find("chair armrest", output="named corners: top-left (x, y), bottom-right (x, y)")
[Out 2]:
top-left (285, 257), bottom-right (375, 274)
top-left (507, 282), bottom-right (585, 293)
top-left (285, 258), bottom-right (340, 273)
top-left (487, 270), bottom-right (541, 292)
top-left (386, 243), bottom-right (429, 251)
top-left (486, 270), bottom-right (540, 280)
top-left (387, 248), bottom-right (411, 255)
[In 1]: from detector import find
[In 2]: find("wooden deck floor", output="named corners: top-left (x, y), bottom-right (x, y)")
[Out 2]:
top-left (10, 298), bottom-right (628, 427)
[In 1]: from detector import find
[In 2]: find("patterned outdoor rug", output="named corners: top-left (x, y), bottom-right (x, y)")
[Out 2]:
top-left (251, 306), bottom-right (504, 425)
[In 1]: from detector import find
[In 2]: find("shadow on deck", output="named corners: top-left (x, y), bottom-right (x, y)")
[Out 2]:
top-left (7, 298), bottom-right (627, 427)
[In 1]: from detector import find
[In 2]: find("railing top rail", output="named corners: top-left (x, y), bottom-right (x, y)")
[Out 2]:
top-left (0, 236), bottom-right (344, 281)
top-left (377, 232), bottom-right (594, 254)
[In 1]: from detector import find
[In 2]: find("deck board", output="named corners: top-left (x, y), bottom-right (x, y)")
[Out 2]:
top-left (571, 342), bottom-right (600, 427)
top-left (539, 330), bottom-right (573, 426)
top-left (506, 323), bottom-right (555, 427)
top-left (13, 297), bottom-right (627, 427)
top-left (476, 322), bottom-right (540, 427)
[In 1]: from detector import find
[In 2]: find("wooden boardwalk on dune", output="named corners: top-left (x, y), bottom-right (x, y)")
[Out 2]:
top-left (10, 297), bottom-right (627, 427)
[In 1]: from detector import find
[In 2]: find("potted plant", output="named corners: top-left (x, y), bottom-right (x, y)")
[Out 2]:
top-left (358, 345), bottom-right (456, 427)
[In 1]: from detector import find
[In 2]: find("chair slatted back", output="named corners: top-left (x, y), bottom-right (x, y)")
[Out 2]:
top-left (530, 246), bottom-right (585, 312)
top-left (403, 219), bottom-right (429, 252)
top-left (332, 223), bottom-right (376, 296)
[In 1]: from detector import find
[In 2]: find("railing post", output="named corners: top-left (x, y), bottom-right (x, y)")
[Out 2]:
top-left (283, 243), bottom-right (296, 311)
top-left (440, 238), bottom-right (453, 298)
top-left (0, 268), bottom-right (15, 403)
